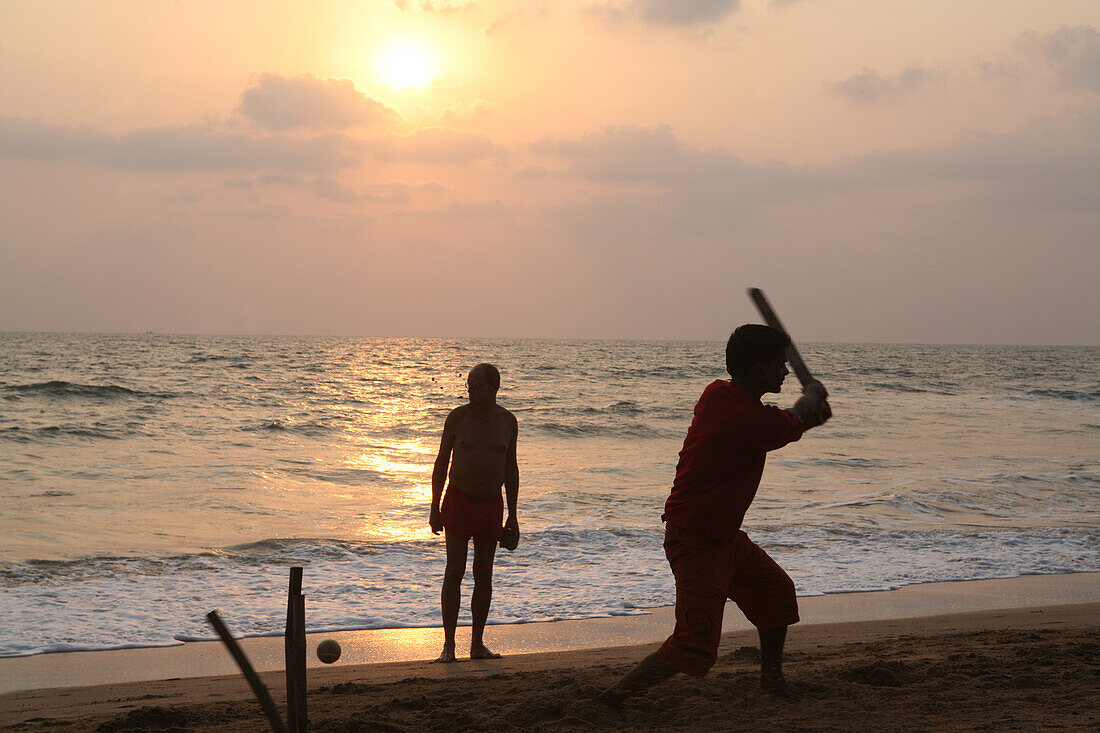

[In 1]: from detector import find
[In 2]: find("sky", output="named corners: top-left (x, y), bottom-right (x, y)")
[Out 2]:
top-left (1, 0), bottom-right (1098, 344)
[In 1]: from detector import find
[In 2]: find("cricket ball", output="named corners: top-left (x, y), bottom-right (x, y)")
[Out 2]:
top-left (316, 639), bottom-right (341, 664)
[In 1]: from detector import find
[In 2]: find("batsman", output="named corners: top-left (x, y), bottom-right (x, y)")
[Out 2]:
top-left (595, 291), bottom-right (832, 711)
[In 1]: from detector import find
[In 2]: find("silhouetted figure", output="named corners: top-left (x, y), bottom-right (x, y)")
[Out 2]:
top-left (595, 325), bottom-right (831, 711)
top-left (429, 363), bottom-right (519, 662)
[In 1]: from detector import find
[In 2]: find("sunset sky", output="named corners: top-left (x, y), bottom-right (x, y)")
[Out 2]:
top-left (1, 0), bottom-right (1098, 343)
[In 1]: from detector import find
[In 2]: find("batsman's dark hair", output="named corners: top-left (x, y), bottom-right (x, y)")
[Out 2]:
top-left (725, 325), bottom-right (790, 378)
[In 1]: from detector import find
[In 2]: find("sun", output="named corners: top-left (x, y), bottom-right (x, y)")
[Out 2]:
top-left (374, 38), bottom-right (441, 90)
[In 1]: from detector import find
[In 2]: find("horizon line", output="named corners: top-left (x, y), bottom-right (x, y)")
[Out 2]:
top-left (1, 329), bottom-right (1097, 349)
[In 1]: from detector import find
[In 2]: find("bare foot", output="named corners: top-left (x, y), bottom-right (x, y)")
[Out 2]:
top-left (432, 647), bottom-right (457, 663)
top-left (761, 670), bottom-right (802, 701)
top-left (590, 691), bottom-right (625, 720)
top-left (563, 696), bottom-right (625, 725)
top-left (470, 644), bottom-right (502, 660)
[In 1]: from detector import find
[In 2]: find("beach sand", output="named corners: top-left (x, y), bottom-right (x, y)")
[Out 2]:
top-left (2, 599), bottom-right (1097, 732)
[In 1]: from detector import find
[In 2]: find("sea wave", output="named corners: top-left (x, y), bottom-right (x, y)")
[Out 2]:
top-left (3, 381), bottom-right (173, 399)
top-left (530, 421), bottom-right (676, 439)
top-left (1024, 388), bottom-right (1100, 403)
top-left (185, 354), bottom-right (252, 365)
top-left (0, 423), bottom-right (133, 442)
top-left (866, 382), bottom-right (957, 395)
top-left (241, 419), bottom-right (335, 436)
top-left (779, 456), bottom-right (902, 470)
top-left (0, 527), bottom-right (1097, 657)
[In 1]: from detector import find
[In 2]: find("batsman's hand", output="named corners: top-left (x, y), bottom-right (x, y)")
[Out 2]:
top-left (803, 379), bottom-right (828, 399)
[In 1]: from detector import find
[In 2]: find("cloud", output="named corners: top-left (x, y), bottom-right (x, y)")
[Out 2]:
top-left (167, 188), bottom-right (199, 202)
top-left (369, 127), bottom-right (501, 163)
top-left (534, 118), bottom-right (1100, 211)
top-left (257, 171), bottom-right (305, 186)
top-left (833, 66), bottom-right (942, 104)
top-left (394, 0), bottom-right (476, 14)
top-left (239, 73), bottom-right (399, 130)
top-left (1016, 25), bottom-right (1100, 92)
top-left (531, 124), bottom-right (798, 191)
top-left (105, 125), bottom-right (365, 171)
top-left (634, 0), bottom-right (739, 25)
top-left (254, 173), bottom-right (425, 203)
top-left (0, 117), bottom-right (366, 173)
top-left (0, 117), bottom-right (104, 159)
top-left (312, 177), bottom-right (359, 203)
top-left (590, 0), bottom-right (740, 26)
top-left (485, 3), bottom-right (549, 36)
top-left (439, 99), bottom-right (495, 124)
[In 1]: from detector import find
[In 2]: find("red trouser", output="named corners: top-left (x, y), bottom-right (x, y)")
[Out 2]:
top-left (440, 487), bottom-right (504, 543)
top-left (656, 523), bottom-right (799, 677)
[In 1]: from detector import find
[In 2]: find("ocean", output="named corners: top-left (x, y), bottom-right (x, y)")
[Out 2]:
top-left (1, 334), bottom-right (1097, 658)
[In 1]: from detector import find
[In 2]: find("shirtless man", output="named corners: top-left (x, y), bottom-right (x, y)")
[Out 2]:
top-left (429, 363), bottom-right (519, 663)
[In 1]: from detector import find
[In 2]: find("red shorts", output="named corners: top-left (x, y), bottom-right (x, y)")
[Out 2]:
top-left (657, 523), bottom-right (799, 677)
top-left (440, 487), bottom-right (504, 543)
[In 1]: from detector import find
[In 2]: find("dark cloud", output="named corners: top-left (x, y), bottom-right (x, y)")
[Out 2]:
top-left (834, 66), bottom-right (942, 104)
top-left (1017, 25), bottom-right (1100, 92)
top-left (589, 0), bottom-right (739, 26)
top-left (634, 0), bottom-right (739, 25)
top-left (0, 117), bottom-right (365, 173)
top-left (369, 127), bottom-right (501, 163)
top-left (239, 74), bottom-right (399, 130)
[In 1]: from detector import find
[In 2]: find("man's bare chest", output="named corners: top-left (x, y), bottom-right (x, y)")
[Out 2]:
top-left (453, 414), bottom-right (510, 454)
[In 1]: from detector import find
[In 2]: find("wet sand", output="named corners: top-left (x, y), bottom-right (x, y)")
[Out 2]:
top-left (1, 581), bottom-right (1097, 731)
top-left (3, 572), bottom-right (1097, 695)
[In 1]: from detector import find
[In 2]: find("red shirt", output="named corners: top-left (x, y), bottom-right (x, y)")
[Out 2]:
top-left (662, 380), bottom-right (804, 542)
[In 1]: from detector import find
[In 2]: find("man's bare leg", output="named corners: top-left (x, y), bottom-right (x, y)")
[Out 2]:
top-left (469, 536), bottom-right (501, 659)
top-left (434, 531), bottom-right (468, 663)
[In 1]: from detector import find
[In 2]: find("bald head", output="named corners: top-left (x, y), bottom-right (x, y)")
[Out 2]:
top-left (466, 363), bottom-right (501, 408)
top-left (468, 363), bottom-right (500, 389)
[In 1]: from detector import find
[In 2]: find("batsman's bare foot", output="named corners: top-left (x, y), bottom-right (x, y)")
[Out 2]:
top-left (470, 644), bottom-right (502, 660)
top-left (433, 647), bottom-right (457, 663)
top-left (590, 691), bottom-right (625, 720)
top-left (566, 695), bottom-right (624, 724)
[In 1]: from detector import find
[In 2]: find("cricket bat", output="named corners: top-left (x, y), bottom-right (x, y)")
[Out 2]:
top-left (747, 287), bottom-right (815, 388)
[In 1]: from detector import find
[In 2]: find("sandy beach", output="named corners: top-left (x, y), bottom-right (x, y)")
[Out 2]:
top-left (2, 576), bottom-right (1097, 732)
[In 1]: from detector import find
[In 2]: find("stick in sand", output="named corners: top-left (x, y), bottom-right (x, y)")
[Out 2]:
top-left (747, 287), bottom-right (815, 388)
top-left (285, 567), bottom-right (307, 733)
top-left (206, 610), bottom-right (288, 733)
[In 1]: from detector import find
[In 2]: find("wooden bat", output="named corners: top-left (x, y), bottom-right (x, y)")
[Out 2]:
top-left (747, 287), bottom-right (814, 388)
